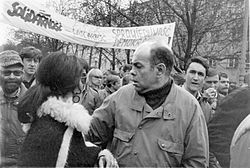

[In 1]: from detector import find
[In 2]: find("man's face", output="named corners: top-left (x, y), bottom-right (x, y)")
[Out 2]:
top-left (0, 64), bottom-right (23, 94)
top-left (203, 75), bottom-right (219, 90)
top-left (23, 57), bottom-right (39, 75)
top-left (185, 62), bottom-right (206, 94)
top-left (131, 44), bottom-right (158, 94)
top-left (218, 77), bottom-right (229, 94)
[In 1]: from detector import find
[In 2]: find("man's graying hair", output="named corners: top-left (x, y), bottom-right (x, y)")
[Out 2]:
top-left (149, 45), bottom-right (174, 74)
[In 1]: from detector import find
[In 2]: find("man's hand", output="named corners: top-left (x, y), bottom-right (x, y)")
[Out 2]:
top-left (98, 149), bottom-right (119, 168)
top-left (203, 87), bottom-right (217, 99)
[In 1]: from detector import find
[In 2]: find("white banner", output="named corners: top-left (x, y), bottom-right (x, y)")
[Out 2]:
top-left (0, 0), bottom-right (175, 49)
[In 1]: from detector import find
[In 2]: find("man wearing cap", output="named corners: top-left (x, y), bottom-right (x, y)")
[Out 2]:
top-left (19, 46), bottom-right (42, 89)
top-left (0, 50), bottom-right (26, 167)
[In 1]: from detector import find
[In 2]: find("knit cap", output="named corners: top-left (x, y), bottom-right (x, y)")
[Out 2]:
top-left (0, 50), bottom-right (24, 67)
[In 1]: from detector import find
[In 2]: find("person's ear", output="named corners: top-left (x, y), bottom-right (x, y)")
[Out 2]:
top-left (79, 79), bottom-right (85, 91)
top-left (156, 63), bottom-right (166, 76)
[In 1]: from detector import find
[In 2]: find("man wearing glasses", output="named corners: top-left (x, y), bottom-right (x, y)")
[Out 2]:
top-left (0, 50), bottom-right (27, 167)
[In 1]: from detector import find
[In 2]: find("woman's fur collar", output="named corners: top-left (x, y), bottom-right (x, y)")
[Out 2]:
top-left (37, 96), bottom-right (92, 134)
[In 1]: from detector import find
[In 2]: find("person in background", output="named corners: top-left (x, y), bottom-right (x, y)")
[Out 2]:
top-left (218, 72), bottom-right (229, 96)
top-left (228, 81), bottom-right (238, 93)
top-left (77, 58), bottom-right (102, 115)
top-left (19, 46), bottom-right (42, 89)
top-left (238, 75), bottom-right (248, 87)
top-left (203, 68), bottom-right (219, 91)
top-left (86, 68), bottom-right (103, 91)
top-left (122, 74), bottom-right (132, 86)
top-left (108, 69), bottom-right (120, 76)
top-left (0, 50), bottom-right (26, 167)
top-left (119, 64), bottom-right (132, 78)
top-left (17, 52), bottom-right (118, 167)
top-left (87, 40), bottom-right (209, 167)
top-left (99, 74), bottom-right (121, 103)
top-left (202, 68), bottom-right (225, 120)
top-left (208, 86), bottom-right (250, 168)
top-left (120, 64), bottom-right (133, 87)
top-left (171, 65), bottom-right (185, 86)
top-left (183, 56), bottom-right (213, 124)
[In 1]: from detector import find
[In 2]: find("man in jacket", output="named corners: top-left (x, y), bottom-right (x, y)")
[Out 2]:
top-left (0, 50), bottom-right (27, 167)
top-left (99, 74), bottom-right (121, 103)
top-left (202, 68), bottom-right (225, 120)
top-left (183, 56), bottom-right (214, 124)
top-left (19, 46), bottom-right (42, 89)
top-left (87, 40), bottom-right (209, 167)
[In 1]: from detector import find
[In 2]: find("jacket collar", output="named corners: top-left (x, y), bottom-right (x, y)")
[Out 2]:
top-left (129, 79), bottom-right (177, 118)
top-left (37, 96), bottom-right (92, 134)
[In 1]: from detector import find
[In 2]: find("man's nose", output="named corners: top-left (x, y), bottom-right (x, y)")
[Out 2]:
top-left (9, 72), bottom-right (16, 78)
top-left (130, 69), bottom-right (136, 76)
top-left (30, 60), bottom-right (36, 65)
top-left (211, 82), bottom-right (216, 88)
top-left (193, 73), bottom-right (199, 80)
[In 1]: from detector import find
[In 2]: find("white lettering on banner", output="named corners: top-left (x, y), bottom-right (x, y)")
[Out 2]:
top-left (1, 0), bottom-right (175, 49)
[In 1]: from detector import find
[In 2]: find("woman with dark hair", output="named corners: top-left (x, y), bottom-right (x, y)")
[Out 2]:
top-left (17, 52), bottom-right (117, 167)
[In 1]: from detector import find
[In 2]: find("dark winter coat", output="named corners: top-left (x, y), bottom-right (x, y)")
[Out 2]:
top-left (18, 96), bottom-right (101, 167)
top-left (230, 113), bottom-right (250, 167)
top-left (208, 86), bottom-right (250, 168)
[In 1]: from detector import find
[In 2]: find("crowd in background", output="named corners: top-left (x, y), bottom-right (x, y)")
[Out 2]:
top-left (0, 41), bottom-right (250, 168)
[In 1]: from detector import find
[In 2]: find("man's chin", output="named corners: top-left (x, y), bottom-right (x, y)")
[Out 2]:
top-left (190, 86), bottom-right (200, 92)
top-left (27, 72), bottom-right (35, 75)
top-left (4, 85), bottom-right (19, 93)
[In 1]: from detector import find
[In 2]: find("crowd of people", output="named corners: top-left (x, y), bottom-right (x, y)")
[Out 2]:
top-left (0, 39), bottom-right (249, 168)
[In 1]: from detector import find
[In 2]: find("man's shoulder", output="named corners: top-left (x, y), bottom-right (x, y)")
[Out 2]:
top-left (175, 84), bottom-right (198, 101)
top-left (117, 83), bottom-right (134, 93)
top-left (108, 84), bottom-right (134, 99)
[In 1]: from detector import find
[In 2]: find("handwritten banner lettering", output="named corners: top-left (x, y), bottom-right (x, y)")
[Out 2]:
top-left (1, 0), bottom-right (175, 49)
